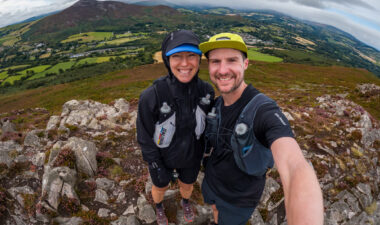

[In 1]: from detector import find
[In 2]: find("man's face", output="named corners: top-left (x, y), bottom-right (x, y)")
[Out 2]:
top-left (169, 52), bottom-right (200, 83)
top-left (208, 48), bottom-right (248, 94)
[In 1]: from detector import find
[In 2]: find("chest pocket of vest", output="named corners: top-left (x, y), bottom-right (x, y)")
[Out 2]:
top-left (195, 105), bottom-right (206, 140)
top-left (153, 113), bottom-right (176, 148)
top-left (231, 123), bottom-right (274, 177)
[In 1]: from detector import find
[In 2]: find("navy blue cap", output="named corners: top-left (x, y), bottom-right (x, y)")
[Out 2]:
top-left (165, 44), bottom-right (202, 56)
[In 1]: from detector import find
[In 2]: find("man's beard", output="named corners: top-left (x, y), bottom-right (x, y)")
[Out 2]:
top-left (214, 74), bottom-right (244, 94)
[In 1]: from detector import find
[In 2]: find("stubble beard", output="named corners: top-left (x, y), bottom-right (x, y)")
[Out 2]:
top-left (215, 73), bottom-right (244, 95)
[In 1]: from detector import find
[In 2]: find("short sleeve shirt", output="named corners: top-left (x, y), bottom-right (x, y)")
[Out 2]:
top-left (204, 84), bottom-right (294, 207)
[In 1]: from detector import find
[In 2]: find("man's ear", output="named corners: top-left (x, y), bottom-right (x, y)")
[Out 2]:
top-left (243, 57), bottom-right (249, 70)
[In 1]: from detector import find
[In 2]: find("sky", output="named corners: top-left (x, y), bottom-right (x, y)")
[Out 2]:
top-left (0, 0), bottom-right (379, 50)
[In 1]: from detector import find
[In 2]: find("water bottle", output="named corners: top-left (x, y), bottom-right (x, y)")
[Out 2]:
top-left (160, 102), bottom-right (171, 114)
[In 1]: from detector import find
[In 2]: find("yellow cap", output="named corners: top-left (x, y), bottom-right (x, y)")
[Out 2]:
top-left (199, 33), bottom-right (248, 55)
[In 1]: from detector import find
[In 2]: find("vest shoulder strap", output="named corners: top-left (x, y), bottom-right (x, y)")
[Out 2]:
top-left (237, 93), bottom-right (275, 129)
top-left (153, 76), bottom-right (175, 110)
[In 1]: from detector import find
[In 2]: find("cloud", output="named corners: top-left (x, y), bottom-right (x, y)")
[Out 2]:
top-left (0, 0), bottom-right (77, 28)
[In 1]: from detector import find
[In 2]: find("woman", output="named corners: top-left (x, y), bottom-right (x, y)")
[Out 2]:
top-left (136, 30), bottom-right (214, 225)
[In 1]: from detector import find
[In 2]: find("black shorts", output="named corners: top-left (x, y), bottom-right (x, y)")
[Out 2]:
top-left (149, 164), bottom-right (201, 188)
top-left (202, 180), bottom-right (256, 225)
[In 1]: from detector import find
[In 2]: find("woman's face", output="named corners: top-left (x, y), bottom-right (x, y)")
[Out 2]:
top-left (169, 51), bottom-right (200, 83)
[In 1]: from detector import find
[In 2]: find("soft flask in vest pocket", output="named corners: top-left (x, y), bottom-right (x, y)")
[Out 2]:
top-left (231, 123), bottom-right (274, 176)
top-left (204, 107), bottom-right (218, 148)
top-left (153, 102), bottom-right (176, 148)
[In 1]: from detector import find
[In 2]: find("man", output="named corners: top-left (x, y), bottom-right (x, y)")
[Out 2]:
top-left (199, 33), bottom-right (323, 225)
top-left (137, 30), bottom-right (214, 225)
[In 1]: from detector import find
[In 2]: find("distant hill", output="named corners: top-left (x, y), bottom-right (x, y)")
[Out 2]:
top-left (0, 0), bottom-right (379, 87)
top-left (23, 0), bottom-right (180, 41)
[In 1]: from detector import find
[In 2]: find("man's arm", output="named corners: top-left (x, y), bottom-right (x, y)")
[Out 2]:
top-left (271, 137), bottom-right (324, 225)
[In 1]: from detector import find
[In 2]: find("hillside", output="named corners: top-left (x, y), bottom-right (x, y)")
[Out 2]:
top-left (0, 60), bottom-right (379, 224)
top-left (1, 3), bottom-right (380, 95)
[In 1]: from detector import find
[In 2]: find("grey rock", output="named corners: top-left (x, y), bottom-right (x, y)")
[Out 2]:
top-left (137, 195), bottom-right (155, 223)
top-left (114, 98), bottom-right (130, 113)
top-left (10, 215), bottom-right (28, 225)
top-left (250, 208), bottom-right (265, 225)
top-left (32, 152), bottom-right (46, 167)
top-left (123, 204), bottom-right (135, 216)
top-left (95, 189), bottom-right (109, 205)
top-left (0, 140), bottom-right (23, 152)
top-left (268, 213), bottom-right (278, 225)
top-left (126, 215), bottom-right (141, 225)
top-left (0, 148), bottom-right (12, 167)
top-left (348, 211), bottom-right (371, 225)
top-left (24, 129), bottom-right (44, 147)
top-left (112, 215), bottom-right (141, 225)
top-left (336, 190), bottom-right (361, 214)
top-left (353, 183), bottom-right (373, 209)
top-left (96, 177), bottom-right (115, 191)
top-left (164, 189), bottom-right (179, 200)
top-left (111, 216), bottom-right (129, 225)
top-left (361, 128), bottom-right (380, 148)
top-left (325, 201), bottom-right (352, 223)
top-left (46, 116), bottom-right (60, 131)
top-left (53, 217), bottom-right (83, 225)
top-left (98, 208), bottom-right (110, 218)
top-left (8, 186), bottom-right (34, 207)
top-left (138, 204), bottom-right (155, 224)
top-left (260, 177), bottom-right (280, 206)
top-left (116, 192), bottom-right (126, 204)
top-left (64, 137), bottom-right (98, 177)
top-left (1, 120), bottom-right (16, 133)
top-left (41, 166), bottom-right (78, 210)
top-left (145, 176), bottom-right (152, 195)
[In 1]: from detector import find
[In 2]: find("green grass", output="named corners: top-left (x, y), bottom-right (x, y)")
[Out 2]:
top-left (1, 65), bottom-right (51, 85)
top-left (101, 37), bottom-right (143, 45)
top-left (2, 74), bottom-right (25, 85)
top-left (0, 71), bottom-right (8, 80)
top-left (1, 61), bottom-right (379, 121)
top-left (24, 65), bottom-right (52, 80)
top-left (75, 57), bottom-right (98, 66)
top-left (0, 65), bottom-right (30, 72)
top-left (61, 32), bottom-right (113, 43)
top-left (115, 32), bottom-right (134, 38)
top-left (28, 61), bottom-right (75, 79)
top-left (75, 56), bottom-right (126, 66)
top-left (248, 48), bottom-right (283, 62)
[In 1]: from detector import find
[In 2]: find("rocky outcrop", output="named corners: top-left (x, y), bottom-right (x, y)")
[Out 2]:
top-left (0, 93), bottom-right (378, 224)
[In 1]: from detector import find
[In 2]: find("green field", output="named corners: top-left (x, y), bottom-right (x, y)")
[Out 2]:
top-left (28, 62), bottom-right (75, 80)
top-left (0, 71), bottom-right (8, 80)
top-left (2, 74), bottom-right (25, 85)
top-left (76, 57), bottom-right (98, 66)
top-left (100, 37), bottom-right (144, 46)
top-left (0, 65), bottom-right (30, 72)
top-left (1, 65), bottom-right (51, 84)
top-left (75, 56), bottom-right (127, 66)
top-left (61, 32), bottom-right (114, 43)
top-left (22, 65), bottom-right (51, 76)
top-left (248, 48), bottom-right (283, 62)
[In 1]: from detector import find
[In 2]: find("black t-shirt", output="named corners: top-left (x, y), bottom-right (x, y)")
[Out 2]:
top-left (204, 84), bottom-right (294, 207)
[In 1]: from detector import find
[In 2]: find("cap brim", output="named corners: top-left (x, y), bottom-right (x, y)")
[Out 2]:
top-left (199, 40), bottom-right (248, 54)
top-left (166, 45), bottom-right (202, 56)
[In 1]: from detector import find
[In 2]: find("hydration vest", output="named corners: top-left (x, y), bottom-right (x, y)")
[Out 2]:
top-left (205, 93), bottom-right (275, 176)
top-left (152, 76), bottom-right (212, 148)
